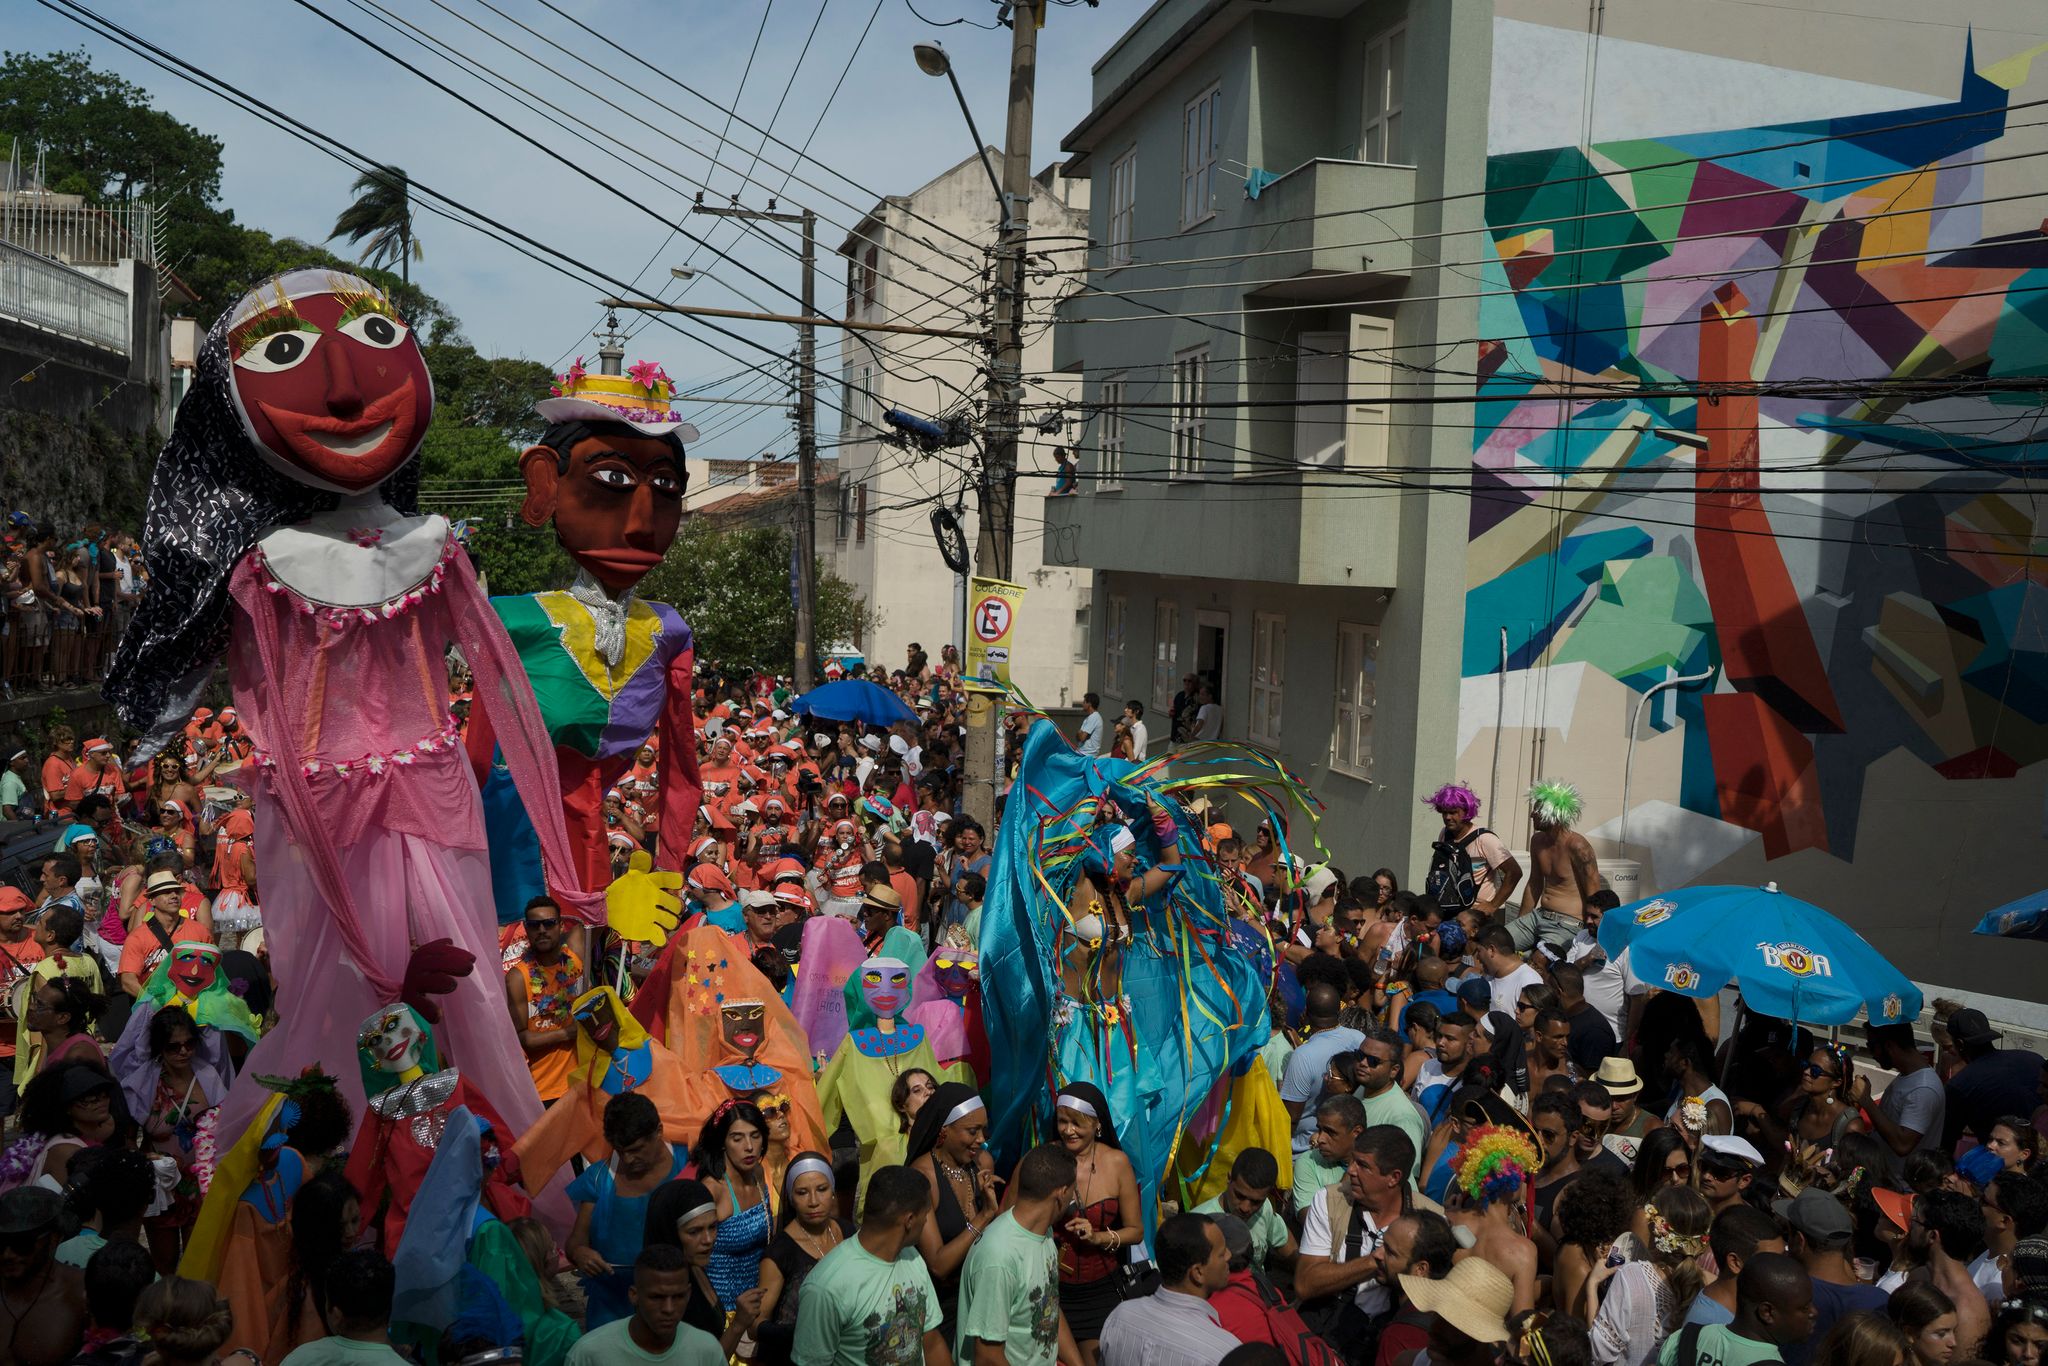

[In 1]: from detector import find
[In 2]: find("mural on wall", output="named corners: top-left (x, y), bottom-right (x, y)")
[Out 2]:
top-left (1467, 35), bottom-right (2048, 866)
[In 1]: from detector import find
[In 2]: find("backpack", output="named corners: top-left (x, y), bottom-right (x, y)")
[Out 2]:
top-left (1425, 827), bottom-right (1493, 912)
top-left (1244, 1272), bottom-right (1346, 1366)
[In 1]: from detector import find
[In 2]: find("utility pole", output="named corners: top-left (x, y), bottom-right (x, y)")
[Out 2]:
top-left (678, 202), bottom-right (819, 692)
top-left (962, 2), bottom-right (1042, 832)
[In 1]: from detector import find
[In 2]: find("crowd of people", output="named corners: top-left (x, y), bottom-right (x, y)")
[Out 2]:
top-left (1, 515), bottom-right (146, 697)
top-left (0, 648), bottom-right (2043, 1366)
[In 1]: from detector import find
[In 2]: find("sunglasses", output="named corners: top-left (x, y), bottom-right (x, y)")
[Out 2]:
top-left (1665, 1160), bottom-right (1693, 1178)
top-left (1802, 1062), bottom-right (1840, 1079)
top-left (163, 1038), bottom-right (197, 1054)
top-left (0, 1227), bottom-right (49, 1256)
top-left (524, 917), bottom-right (562, 932)
top-left (1358, 1054), bottom-right (1397, 1069)
top-left (1699, 1160), bottom-right (1747, 1181)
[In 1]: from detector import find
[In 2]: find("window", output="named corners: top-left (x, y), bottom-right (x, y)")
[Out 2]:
top-left (1105, 594), bottom-right (1128, 696)
top-left (1097, 374), bottom-right (1126, 486)
top-left (1107, 149), bottom-right (1137, 266)
top-left (1072, 584), bottom-right (1092, 663)
top-left (1293, 332), bottom-right (1347, 468)
top-left (1152, 600), bottom-right (1180, 712)
top-left (1362, 26), bottom-right (1405, 164)
top-left (835, 482), bottom-right (852, 544)
top-left (1250, 611), bottom-right (1285, 744)
top-left (1170, 346), bottom-right (1209, 478)
top-left (1331, 622), bottom-right (1379, 780)
top-left (855, 484), bottom-right (868, 544)
top-left (850, 361), bottom-right (876, 430)
top-left (861, 245), bottom-right (879, 311)
top-left (1181, 85), bottom-right (1221, 228)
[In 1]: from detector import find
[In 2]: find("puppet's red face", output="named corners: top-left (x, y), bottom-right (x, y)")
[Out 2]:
top-left (229, 282), bottom-right (431, 492)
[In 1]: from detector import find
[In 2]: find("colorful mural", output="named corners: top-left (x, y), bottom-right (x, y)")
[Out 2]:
top-left (1468, 36), bottom-right (2048, 865)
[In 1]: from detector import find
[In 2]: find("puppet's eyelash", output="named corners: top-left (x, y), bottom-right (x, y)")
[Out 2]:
top-left (230, 309), bottom-right (318, 357)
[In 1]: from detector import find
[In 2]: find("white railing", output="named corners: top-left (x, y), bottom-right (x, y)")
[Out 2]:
top-left (0, 242), bottom-right (130, 354)
top-left (0, 193), bottom-right (154, 266)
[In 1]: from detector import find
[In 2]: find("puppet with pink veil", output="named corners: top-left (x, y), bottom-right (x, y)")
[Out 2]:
top-left (789, 915), bottom-right (867, 1067)
top-left (103, 269), bottom-right (650, 1178)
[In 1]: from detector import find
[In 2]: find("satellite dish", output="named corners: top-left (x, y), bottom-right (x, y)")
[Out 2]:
top-left (931, 507), bottom-right (968, 573)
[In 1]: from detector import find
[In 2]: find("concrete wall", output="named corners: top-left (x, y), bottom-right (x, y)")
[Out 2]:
top-left (833, 155), bottom-right (1092, 705)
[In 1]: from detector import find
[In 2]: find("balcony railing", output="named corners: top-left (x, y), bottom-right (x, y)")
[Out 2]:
top-left (0, 242), bottom-right (130, 355)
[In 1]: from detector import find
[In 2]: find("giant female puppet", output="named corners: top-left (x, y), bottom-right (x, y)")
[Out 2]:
top-left (467, 362), bottom-right (704, 919)
top-left (979, 722), bottom-right (1312, 1231)
top-left (104, 269), bottom-right (638, 1150)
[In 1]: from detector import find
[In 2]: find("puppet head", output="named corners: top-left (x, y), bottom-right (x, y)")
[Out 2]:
top-left (720, 999), bottom-right (767, 1064)
top-left (519, 364), bottom-right (699, 593)
top-left (930, 949), bottom-right (978, 1001)
top-left (140, 942), bottom-right (261, 1043)
top-left (106, 269), bottom-right (432, 751)
top-left (857, 956), bottom-right (912, 1020)
top-left (356, 1002), bottom-right (438, 1095)
top-left (569, 985), bottom-right (651, 1092)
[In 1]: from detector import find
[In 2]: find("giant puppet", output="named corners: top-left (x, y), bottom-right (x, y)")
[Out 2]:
top-left (466, 362), bottom-right (704, 916)
top-left (104, 269), bottom-right (653, 1149)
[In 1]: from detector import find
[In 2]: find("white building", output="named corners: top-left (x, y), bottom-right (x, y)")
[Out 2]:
top-left (832, 152), bottom-right (1093, 705)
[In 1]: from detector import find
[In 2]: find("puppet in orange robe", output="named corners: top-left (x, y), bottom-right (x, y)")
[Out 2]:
top-left (629, 923), bottom-right (828, 1157)
top-left (510, 984), bottom-right (697, 1194)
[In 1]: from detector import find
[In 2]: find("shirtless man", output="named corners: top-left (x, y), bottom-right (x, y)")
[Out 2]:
top-left (1449, 1162), bottom-right (1539, 1315)
top-left (0, 1187), bottom-right (87, 1366)
top-left (1511, 779), bottom-right (1601, 957)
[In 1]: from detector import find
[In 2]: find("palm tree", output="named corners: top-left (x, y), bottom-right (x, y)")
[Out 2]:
top-left (330, 163), bottom-right (422, 282)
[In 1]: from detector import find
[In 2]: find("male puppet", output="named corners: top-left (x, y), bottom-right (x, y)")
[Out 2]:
top-left (469, 362), bottom-right (705, 913)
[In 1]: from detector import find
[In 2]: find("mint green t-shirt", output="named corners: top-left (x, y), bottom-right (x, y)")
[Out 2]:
top-left (1654, 1322), bottom-right (1786, 1366)
top-left (564, 1316), bottom-right (725, 1366)
top-left (279, 1337), bottom-right (411, 1365)
top-left (1192, 1194), bottom-right (1290, 1272)
top-left (955, 1211), bottom-right (1062, 1366)
top-left (1291, 1147), bottom-right (1345, 1207)
top-left (1358, 1084), bottom-right (1428, 1181)
top-left (794, 1237), bottom-right (943, 1366)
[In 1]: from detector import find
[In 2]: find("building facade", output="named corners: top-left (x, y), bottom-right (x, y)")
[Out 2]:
top-left (1051, 0), bottom-right (2048, 1003)
top-left (834, 152), bottom-right (1094, 704)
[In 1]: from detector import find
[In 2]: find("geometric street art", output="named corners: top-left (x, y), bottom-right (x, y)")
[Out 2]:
top-left (1470, 35), bottom-right (2048, 864)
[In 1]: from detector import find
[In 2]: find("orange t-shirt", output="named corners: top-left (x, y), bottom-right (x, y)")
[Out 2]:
top-left (117, 916), bottom-right (212, 987)
top-left (63, 763), bottom-right (122, 806)
top-left (0, 935), bottom-right (47, 1059)
top-left (889, 871), bottom-right (923, 931)
top-left (41, 756), bottom-right (75, 808)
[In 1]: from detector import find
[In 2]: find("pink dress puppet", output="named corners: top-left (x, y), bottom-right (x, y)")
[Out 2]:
top-left (789, 914), bottom-right (867, 1070)
top-left (103, 269), bottom-right (614, 1167)
top-left (907, 946), bottom-right (979, 1076)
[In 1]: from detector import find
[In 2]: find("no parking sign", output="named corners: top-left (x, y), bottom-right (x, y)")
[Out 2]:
top-left (964, 576), bottom-right (1025, 692)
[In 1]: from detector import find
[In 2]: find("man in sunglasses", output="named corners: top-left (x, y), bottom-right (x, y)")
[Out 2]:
top-left (1353, 1025), bottom-right (1428, 1183)
top-left (504, 895), bottom-right (583, 1106)
top-left (1696, 1135), bottom-right (1766, 1216)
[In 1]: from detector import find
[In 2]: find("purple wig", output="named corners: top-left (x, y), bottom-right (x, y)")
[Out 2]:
top-left (1423, 783), bottom-right (1480, 820)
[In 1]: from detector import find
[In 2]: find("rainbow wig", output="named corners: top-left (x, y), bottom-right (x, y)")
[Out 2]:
top-left (1456, 1125), bottom-right (1540, 1210)
top-left (1423, 782), bottom-right (1480, 821)
top-left (1527, 779), bottom-right (1583, 828)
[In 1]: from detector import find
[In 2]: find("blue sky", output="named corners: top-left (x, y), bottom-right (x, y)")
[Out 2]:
top-left (13, 0), bottom-right (1130, 458)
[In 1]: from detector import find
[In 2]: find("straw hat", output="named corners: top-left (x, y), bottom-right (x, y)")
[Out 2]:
top-left (534, 364), bottom-right (702, 441)
top-left (1593, 1056), bottom-right (1644, 1098)
top-left (1400, 1257), bottom-right (1514, 1344)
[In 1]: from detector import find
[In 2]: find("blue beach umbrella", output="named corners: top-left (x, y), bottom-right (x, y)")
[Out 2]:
top-left (1972, 889), bottom-right (2048, 941)
top-left (1598, 882), bottom-right (1922, 1027)
top-left (789, 678), bottom-right (917, 727)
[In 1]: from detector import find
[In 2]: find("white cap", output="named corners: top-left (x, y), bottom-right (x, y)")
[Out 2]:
top-left (772, 709), bottom-right (788, 720)
top-left (1700, 1134), bottom-right (1765, 1167)
top-left (730, 800), bottom-right (759, 817)
top-left (860, 734), bottom-right (883, 753)
top-left (889, 735), bottom-right (909, 755)
top-left (1302, 866), bottom-right (1339, 901)
top-left (813, 732), bottom-right (833, 747)
top-left (738, 889), bottom-right (779, 909)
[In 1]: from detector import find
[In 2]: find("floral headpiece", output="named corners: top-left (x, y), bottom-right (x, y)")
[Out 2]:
top-left (1646, 1202), bottom-right (1708, 1257)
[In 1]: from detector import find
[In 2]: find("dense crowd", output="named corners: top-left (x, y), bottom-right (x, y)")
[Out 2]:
top-left (0, 643), bottom-right (2043, 1366)
top-left (1, 515), bottom-right (146, 697)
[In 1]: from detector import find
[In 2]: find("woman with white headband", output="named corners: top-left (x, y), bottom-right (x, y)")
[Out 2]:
top-left (642, 1175), bottom-right (760, 1358)
top-left (1036, 1081), bottom-right (1142, 1364)
top-left (905, 1081), bottom-right (999, 1343)
top-left (754, 1151), bottom-right (849, 1366)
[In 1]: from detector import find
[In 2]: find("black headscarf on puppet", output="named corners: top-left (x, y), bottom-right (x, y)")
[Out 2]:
top-left (105, 269), bottom-right (428, 755)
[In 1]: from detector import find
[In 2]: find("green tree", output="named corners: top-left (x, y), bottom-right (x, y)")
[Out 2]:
top-left (329, 163), bottom-right (420, 283)
top-left (0, 49), bottom-right (223, 203)
top-left (639, 521), bottom-right (872, 673)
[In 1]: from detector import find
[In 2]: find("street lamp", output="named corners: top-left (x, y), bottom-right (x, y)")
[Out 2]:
top-left (670, 266), bottom-right (696, 281)
top-left (912, 41), bottom-right (1012, 228)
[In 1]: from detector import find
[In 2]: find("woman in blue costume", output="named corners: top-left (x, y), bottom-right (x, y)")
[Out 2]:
top-left (980, 719), bottom-right (1290, 1232)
